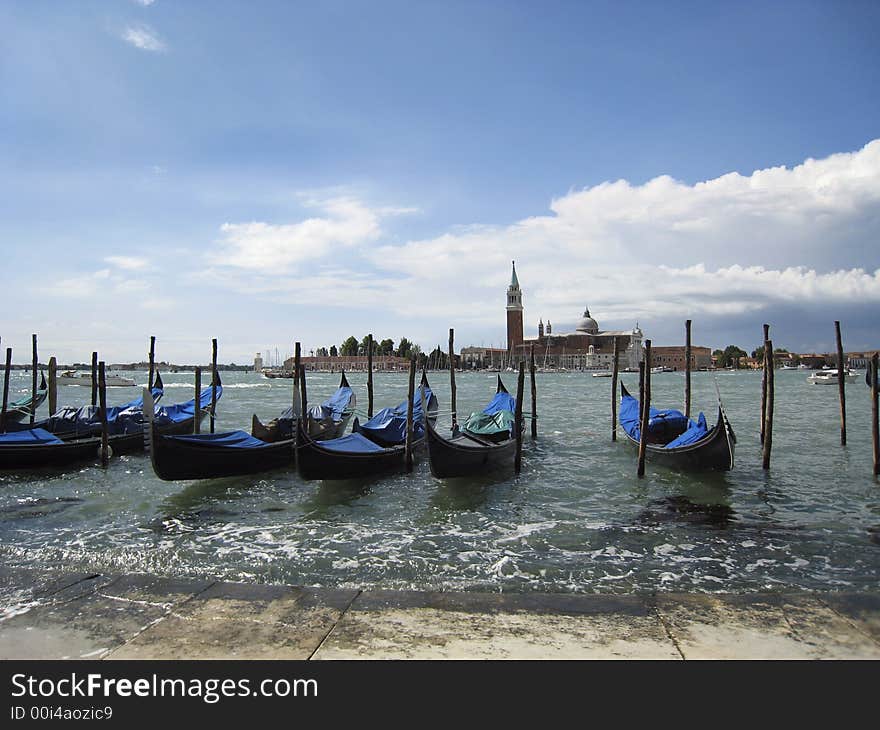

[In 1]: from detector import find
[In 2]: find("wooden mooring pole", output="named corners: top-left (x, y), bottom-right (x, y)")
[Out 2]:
top-left (530, 345), bottom-right (537, 439)
top-left (449, 329), bottom-right (457, 428)
top-left (98, 361), bottom-right (110, 466)
top-left (405, 357), bottom-right (416, 473)
top-left (299, 364), bottom-right (308, 422)
top-left (90, 351), bottom-right (98, 407)
top-left (515, 359), bottom-right (525, 474)
top-left (762, 338), bottom-right (775, 470)
top-left (835, 320), bottom-right (846, 446)
top-left (210, 338), bottom-right (218, 434)
top-left (638, 360), bottom-right (646, 426)
top-left (367, 334), bottom-right (374, 418)
top-left (148, 335), bottom-right (156, 390)
top-left (30, 334), bottom-right (38, 424)
top-left (293, 342), bottom-right (301, 417)
top-left (760, 323), bottom-right (769, 445)
top-left (637, 340), bottom-right (652, 478)
top-left (684, 320), bottom-right (692, 420)
top-left (48, 356), bottom-right (57, 416)
top-left (870, 353), bottom-right (879, 477)
top-left (611, 336), bottom-right (619, 441)
top-left (193, 367), bottom-right (201, 434)
top-left (0, 347), bottom-right (11, 432)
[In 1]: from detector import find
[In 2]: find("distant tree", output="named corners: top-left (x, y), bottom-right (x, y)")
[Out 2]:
top-left (716, 345), bottom-right (748, 368)
top-left (329, 345), bottom-right (338, 357)
top-left (378, 338), bottom-right (394, 356)
top-left (340, 336), bottom-right (359, 357)
top-left (396, 337), bottom-right (412, 359)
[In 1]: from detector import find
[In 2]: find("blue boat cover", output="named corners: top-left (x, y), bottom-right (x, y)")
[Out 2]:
top-left (620, 392), bottom-right (703, 448)
top-left (481, 390), bottom-right (516, 416)
top-left (317, 432), bottom-right (386, 453)
top-left (167, 430), bottom-right (271, 449)
top-left (463, 389), bottom-right (517, 437)
top-left (356, 385), bottom-right (436, 445)
top-left (148, 384), bottom-right (222, 428)
top-left (0, 428), bottom-right (64, 446)
top-left (665, 412), bottom-right (709, 448)
top-left (10, 386), bottom-right (165, 437)
top-left (271, 382), bottom-right (355, 438)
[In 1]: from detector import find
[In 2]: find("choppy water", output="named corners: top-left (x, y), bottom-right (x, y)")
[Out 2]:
top-left (1, 368), bottom-right (878, 594)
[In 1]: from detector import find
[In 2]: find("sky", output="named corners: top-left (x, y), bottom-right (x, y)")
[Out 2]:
top-left (1, 0), bottom-right (878, 364)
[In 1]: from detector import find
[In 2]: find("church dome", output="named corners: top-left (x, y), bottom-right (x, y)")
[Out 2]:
top-left (576, 308), bottom-right (599, 334)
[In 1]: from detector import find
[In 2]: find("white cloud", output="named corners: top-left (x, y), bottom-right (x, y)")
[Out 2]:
top-left (359, 139), bottom-right (880, 331)
top-left (105, 255), bottom-right (150, 271)
top-left (133, 0), bottom-right (156, 6)
top-left (121, 24), bottom-right (166, 52)
top-left (198, 140), bottom-right (880, 350)
top-left (216, 197), bottom-right (382, 273)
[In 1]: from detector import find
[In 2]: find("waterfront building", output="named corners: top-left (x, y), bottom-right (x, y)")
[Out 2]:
top-left (466, 261), bottom-right (645, 370)
top-left (651, 345), bottom-right (713, 370)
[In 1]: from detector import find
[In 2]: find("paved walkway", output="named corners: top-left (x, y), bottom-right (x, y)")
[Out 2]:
top-left (1, 568), bottom-right (879, 659)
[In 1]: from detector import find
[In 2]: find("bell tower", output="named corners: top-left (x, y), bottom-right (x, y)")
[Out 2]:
top-left (506, 260), bottom-right (524, 353)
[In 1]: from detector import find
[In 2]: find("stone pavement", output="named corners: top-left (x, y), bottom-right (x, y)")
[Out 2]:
top-left (1, 567), bottom-right (879, 659)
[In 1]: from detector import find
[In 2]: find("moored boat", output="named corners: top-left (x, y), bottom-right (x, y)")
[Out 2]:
top-left (618, 382), bottom-right (735, 471)
top-left (806, 368), bottom-right (859, 385)
top-left (251, 371), bottom-right (355, 442)
top-left (57, 370), bottom-right (136, 387)
top-left (297, 373), bottom-right (437, 481)
top-left (424, 375), bottom-right (518, 479)
top-left (3, 372), bottom-right (48, 424)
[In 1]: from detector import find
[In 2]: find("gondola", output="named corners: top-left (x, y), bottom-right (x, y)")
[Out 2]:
top-left (296, 374), bottom-right (438, 481)
top-left (5, 372), bottom-right (167, 441)
top-left (0, 373), bottom-right (221, 466)
top-left (3, 373), bottom-right (48, 424)
top-left (424, 376), bottom-right (518, 478)
top-left (0, 428), bottom-right (103, 470)
top-left (618, 382), bottom-right (735, 471)
top-left (144, 379), bottom-right (287, 481)
top-left (251, 371), bottom-right (355, 442)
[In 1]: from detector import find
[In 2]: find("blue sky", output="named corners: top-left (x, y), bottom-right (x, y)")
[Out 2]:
top-left (1, 0), bottom-right (879, 364)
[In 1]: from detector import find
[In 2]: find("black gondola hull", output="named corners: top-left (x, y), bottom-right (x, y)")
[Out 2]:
top-left (618, 384), bottom-right (735, 471)
top-left (425, 419), bottom-right (517, 479)
top-left (295, 419), bottom-right (416, 481)
top-left (147, 427), bottom-right (294, 481)
top-left (0, 437), bottom-right (103, 470)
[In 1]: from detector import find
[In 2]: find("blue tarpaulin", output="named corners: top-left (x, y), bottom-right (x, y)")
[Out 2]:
top-left (318, 432), bottom-right (387, 453)
top-left (620, 392), bottom-right (707, 448)
top-left (355, 385), bottom-right (436, 446)
top-left (0, 428), bottom-right (64, 446)
top-left (168, 430), bottom-right (271, 449)
top-left (666, 412), bottom-right (709, 448)
top-left (271, 381), bottom-right (354, 438)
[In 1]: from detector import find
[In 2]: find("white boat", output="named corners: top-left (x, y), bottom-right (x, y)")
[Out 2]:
top-left (57, 370), bottom-right (137, 387)
top-left (591, 371), bottom-right (613, 377)
top-left (650, 366), bottom-right (674, 374)
top-left (806, 369), bottom-right (859, 385)
top-left (780, 364), bottom-right (799, 370)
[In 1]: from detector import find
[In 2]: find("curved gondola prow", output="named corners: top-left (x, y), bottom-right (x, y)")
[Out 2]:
top-left (142, 387), bottom-right (157, 474)
top-left (339, 369), bottom-right (350, 389)
top-left (154, 371), bottom-right (164, 391)
top-left (496, 375), bottom-right (509, 394)
top-left (39, 371), bottom-right (47, 391)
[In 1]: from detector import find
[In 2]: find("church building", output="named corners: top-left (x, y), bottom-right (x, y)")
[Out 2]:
top-left (507, 262), bottom-right (643, 370)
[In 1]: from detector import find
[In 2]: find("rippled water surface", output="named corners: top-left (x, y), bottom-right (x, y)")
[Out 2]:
top-left (1, 368), bottom-right (878, 594)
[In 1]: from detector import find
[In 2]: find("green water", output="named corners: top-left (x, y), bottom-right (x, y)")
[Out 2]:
top-left (1, 368), bottom-right (878, 594)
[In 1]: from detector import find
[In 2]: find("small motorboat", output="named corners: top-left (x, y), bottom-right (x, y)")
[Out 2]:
top-left (806, 368), bottom-right (859, 385)
top-left (57, 370), bottom-right (136, 387)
